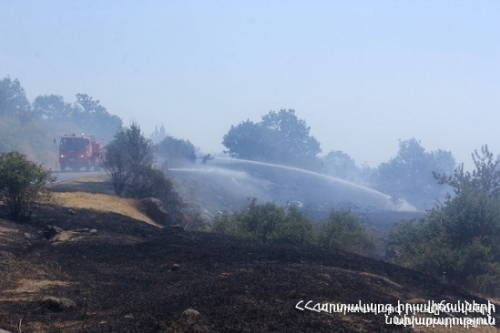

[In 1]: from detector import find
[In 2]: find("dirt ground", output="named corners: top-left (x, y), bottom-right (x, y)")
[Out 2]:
top-left (0, 178), bottom-right (499, 332)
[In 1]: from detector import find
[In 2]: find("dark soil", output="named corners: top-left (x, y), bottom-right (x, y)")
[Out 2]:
top-left (0, 192), bottom-right (498, 332)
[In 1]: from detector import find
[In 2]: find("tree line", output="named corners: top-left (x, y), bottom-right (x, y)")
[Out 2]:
top-left (0, 76), bottom-right (122, 141)
top-left (222, 109), bottom-right (456, 210)
top-left (0, 76), bottom-right (123, 166)
top-left (3, 76), bottom-right (500, 297)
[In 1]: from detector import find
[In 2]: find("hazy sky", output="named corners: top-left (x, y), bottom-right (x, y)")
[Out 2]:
top-left (1, 1), bottom-right (499, 169)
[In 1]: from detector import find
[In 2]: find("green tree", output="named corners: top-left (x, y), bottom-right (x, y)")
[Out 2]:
top-left (375, 138), bottom-right (455, 209)
top-left (150, 124), bottom-right (166, 144)
top-left (322, 150), bottom-right (359, 181)
top-left (32, 94), bottom-right (72, 121)
top-left (156, 135), bottom-right (197, 168)
top-left (0, 151), bottom-right (54, 221)
top-left (223, 120), bottom-right (278, 161)
top-left (434, 145), bottom-right (500, 199)
top-left (389, 145), bottom-right (500, 295)
top-left (261, 109), bottom-right (321, 163)
top-left (222, 109), bottom-right (321, 169)
top-left (213, 198), bottom-right (313, 245)
top-left (72, 93), bottom-right (122, 141)
top-left (0, 76), bottom-right (30, 116)
top-left (316, 210), bottom-right (376, 255)
top-left (104, 123), bottom-right (155, 196)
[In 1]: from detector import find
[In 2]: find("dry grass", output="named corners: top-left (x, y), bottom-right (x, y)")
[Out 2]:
top-left (0, 223), bottom-right (19, 247)
top-left (1, 279), bottom-right (73, 296)
top-left (53, 192), bottom-right (162, 228)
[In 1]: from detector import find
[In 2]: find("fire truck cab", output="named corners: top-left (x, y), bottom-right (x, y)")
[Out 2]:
top-left (59, 134), bottom-right (103, 172)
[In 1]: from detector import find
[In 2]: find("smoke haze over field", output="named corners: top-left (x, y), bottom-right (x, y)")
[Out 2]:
top-left (1, 1), bottom-right (499, 169)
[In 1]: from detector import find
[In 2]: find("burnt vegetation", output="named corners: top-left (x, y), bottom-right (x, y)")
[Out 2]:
top-left (2, 76), bottom-right (500, 331)
top-left (1, 197), bottom-right (497, 332)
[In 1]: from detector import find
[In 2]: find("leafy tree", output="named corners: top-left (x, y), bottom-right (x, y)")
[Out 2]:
top-left (389, 145), bottom-right (500, 295)
top-left (0, 77), bottom-right (124, 166)
top-left (316, 210), bottom-right (376, 255)
top-left (261, 109), bottom-right (321, 163)
top-left (222, 109), bottom-right (321, 169)
top-left (105, 124), bottom-right (185, 223)
top-left (150, 124), bottom-right (167, 144)
top-left (0, 151), bottom-right (54, 221)
top-left (0, 76), bottom-right (30, 116)
top-left (222, 120), bottom-right (277, 161)
top-left (322, 150), bottom-right (359, 181)
top-left (72, 93), bottom-right (122, 141)
top-left (156, 135), bottom-right (197, 168)
top-left (434, 145), bottom-right (500, 199)
top-left (104, 123), bottom-right (155, 196)
top-left (213, 198), bottom-right (313, 245)
top-left (32, 94), bottom-right (72, 121)
top-left (375, 138), bottom-right (455, 209)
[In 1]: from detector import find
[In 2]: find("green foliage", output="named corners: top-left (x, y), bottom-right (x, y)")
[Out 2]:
top-left (322, 150), bottom-right (360, 181)
top-left (104, 123), bottom-right (184, 223)
top-left (0, 76), bottom-right (30, 116)
top-left (213, 200), bottom-right (378, 256)
top-left (0, 151), bottom-right (54, 221)
top-left (71, 93), bottom-right (122, 142)
top-left (389, 145), bottom-right (500, 296)
top-left (376, 138), bottom-right (455, 209)
top-left (32, 94), bottom-right (72, 121)
top-left (222, 109), bottom-right (321, 169)
top-left (316, 210), bottom-right (376, 255)
top-left (104, 123), bottom-right (155, 197)
top-left (434, 145), bottom-right (500, 199)
top-left (223, 120), bottom-right (278, 161)
top-left (150, 124), bottom-right (166, 144)
top-left (156, 135), bottom-right (197, 167)
top-left (126, 164), bottom-right (184, 223)
top-left (213, 199), bottom-right (313, 245)
top-left (0, 76), bottom-right (123, 167)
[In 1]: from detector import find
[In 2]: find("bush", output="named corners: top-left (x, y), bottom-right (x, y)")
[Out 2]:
top-left (213, 198), bottom-right (313, 245)
top-left (104, 123), bottom-right (185, 224)
top-left (126, 165), bottom-right (185, 224)
top-left (0, 151), bottom-right (54, 221)
top-left (389, 189), bottom-right (500, 292)
top-left (316, 210), bottom-right (376, 255)
top-left (104, 123), bottom-right (155, 197)
top-left (213, 201), bottom-right (379, 254)
top-left (388, 146), bottom-right (500, 296)
top-left (156, 136), bottom-right (196, 168)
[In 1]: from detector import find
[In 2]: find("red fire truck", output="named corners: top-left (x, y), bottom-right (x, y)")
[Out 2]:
top-left (59, 134), bottom-right (104, 172)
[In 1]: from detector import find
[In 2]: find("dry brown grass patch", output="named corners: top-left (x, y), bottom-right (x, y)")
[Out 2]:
top-left (53, 192), bottom-right (162, 228)
top-left (1, 279), bottom-right (73, 296)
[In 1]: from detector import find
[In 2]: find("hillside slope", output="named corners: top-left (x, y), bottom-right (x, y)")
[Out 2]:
top-left (0, 179), bottom-right (498, 332)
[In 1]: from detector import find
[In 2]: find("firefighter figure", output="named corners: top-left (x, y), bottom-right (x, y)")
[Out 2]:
top-left (201, 154), bottom-right (213, 164)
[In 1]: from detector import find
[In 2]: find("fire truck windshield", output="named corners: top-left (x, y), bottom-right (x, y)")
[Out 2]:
top-left (60, 138), bottom-right (90, 151)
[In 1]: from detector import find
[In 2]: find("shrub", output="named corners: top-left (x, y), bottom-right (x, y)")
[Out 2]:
top-left (0, 151), bottom-right (54, 221)
top-left (315, 210), bottom-right (376, 255)
top-left (126, 165), bottom-right (185, 224)
top-left (156, 135), bottom-right (196, 168)
top-left (388, 146), bottom-right (500, 296)
top-left (104, 123), bottom-right (155, 197)
top-left (213, 198), bottom-right (313, 245)
top-left (103, 123), bottom-right (185, 224)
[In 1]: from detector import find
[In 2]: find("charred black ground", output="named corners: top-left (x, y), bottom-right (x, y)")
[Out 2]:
top-left (1, 201), bottom-right (498, 333)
